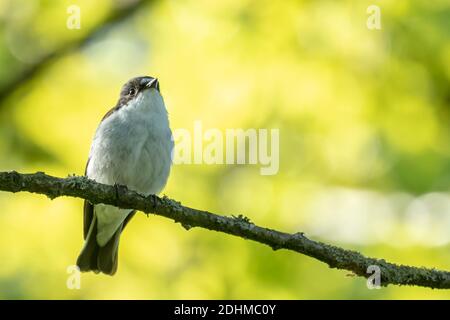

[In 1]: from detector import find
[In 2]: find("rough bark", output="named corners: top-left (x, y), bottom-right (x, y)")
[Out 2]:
top-left (0, 171), bottom-right (449, 289)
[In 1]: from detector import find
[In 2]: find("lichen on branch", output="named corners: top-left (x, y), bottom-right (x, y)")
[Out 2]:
top-left (0, 171), bottom-right (449, 289)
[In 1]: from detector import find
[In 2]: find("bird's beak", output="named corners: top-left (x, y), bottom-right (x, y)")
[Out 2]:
top-left (145, 78), bottom-right (159, 91)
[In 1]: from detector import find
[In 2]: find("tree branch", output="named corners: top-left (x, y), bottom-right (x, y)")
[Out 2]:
top-left (0, 171), bottom-right (449, 289)
top-left (0, 0), bottom-right (155, 104)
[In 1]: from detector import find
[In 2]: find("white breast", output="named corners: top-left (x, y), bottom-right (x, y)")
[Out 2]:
top-left (86, 89), bottom-right (173, 246)
top-left (87, 89), bottom-right (173, 195)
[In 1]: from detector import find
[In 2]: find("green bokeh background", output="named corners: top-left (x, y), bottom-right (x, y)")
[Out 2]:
top-left (0, 0), bottom-right (449, 299)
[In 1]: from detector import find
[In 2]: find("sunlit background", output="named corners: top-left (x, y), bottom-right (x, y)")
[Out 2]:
top-left (0, 0), bottom-right (449, 299)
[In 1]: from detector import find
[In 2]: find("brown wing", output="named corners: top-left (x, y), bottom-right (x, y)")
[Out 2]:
top-left (83, 200), bottom-right (94, 239)
top-left (83, 157), bottom-right (136, 239)
top-left (83, 158), bottom-right (94, 239)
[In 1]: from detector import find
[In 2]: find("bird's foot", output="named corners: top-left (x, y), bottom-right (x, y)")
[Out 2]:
top-left (145, 194), bottom-right (158, 214)
top-left (114, 183), bottom-right (128, 206)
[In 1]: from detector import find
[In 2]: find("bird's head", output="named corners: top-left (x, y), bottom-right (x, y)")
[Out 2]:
top-left (117, 76), bottom-right (160, 108)
top-left (101, 76), bottom-right (164, 121)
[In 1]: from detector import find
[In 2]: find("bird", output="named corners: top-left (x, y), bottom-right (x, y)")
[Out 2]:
top-left (76, 76), bottom-right (174, 275)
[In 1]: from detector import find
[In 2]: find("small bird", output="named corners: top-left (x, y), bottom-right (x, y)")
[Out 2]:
top-left (76, 76), bottom-right (173, 275)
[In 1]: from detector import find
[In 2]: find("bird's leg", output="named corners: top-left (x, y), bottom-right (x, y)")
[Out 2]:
top-left (113, 183), bottom-right (128, 207)
top-left (146, 194), bottom-right (158, 213)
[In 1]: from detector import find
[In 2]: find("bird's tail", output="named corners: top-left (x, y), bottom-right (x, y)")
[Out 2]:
top-left (76, 215), bottom-right (122, 276)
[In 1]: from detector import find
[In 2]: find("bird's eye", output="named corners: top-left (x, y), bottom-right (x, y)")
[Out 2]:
top-left (128, 88), bottom-right (136, 95)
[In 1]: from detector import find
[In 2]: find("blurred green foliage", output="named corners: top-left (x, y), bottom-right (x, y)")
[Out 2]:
top-left (0, 0), bottom-right (449, 299)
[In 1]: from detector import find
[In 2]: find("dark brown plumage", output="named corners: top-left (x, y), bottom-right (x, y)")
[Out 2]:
top-left (102, 76), bottom-right (160, 121)
top-left (77, 159), bottom-right (138, 275)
